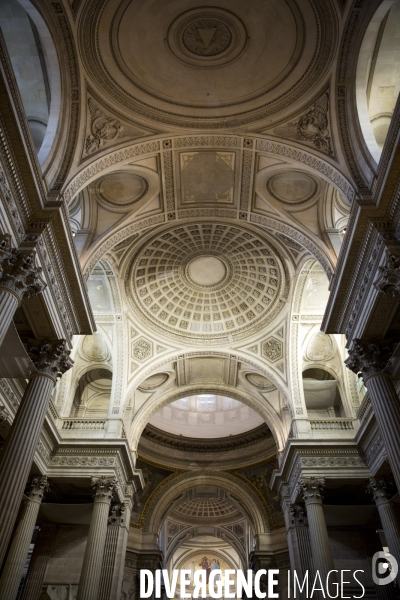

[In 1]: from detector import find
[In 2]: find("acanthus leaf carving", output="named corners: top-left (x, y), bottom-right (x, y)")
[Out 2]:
top-left (0, 236), bottom-right (46, 302)
top-left (345, 339), bottom-right (394, 380)
top-left (374, 250), bottom-right (400, 300)
top-left (27, 339), bottom-right (73, 381)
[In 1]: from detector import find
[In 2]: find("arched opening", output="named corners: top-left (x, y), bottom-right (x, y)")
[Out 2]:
top-left (302, 367), bottom-right (345, 418)
top-left (0, 0), bottom-right (61, 163)
top-left (70, 367), bottom-right (113, 419)
top-left (148, 393), bottom-right (265, 439)
top-left (356, 0), bottom-right (400, 162)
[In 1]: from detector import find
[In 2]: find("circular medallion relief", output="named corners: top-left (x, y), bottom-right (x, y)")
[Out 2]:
top-left (182, 18), bottom-right (232, 57)
top-left (138, 372), bottom-right (169, 392)
top-left (167, 9), bottom-right (246, 67)
top-left (97, 172), bottom-right (148, 207)
top-left (266, 172), bottom-right (318, 205)
top-left (245, 373), bottom-right (277, 391)
top-left (125, 223), bottom-right (287, 345)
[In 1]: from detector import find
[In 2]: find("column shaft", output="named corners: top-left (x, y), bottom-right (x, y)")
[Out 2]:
top-left (0, 476), bottom-right (48, 600)
top-left (76, 478), bottom-right (117, 600)
top-left (0, 375), bottom-right (54, 567)
top-left (306, 501), bottom-right (335, 579)
top-left (21, 523), bottom-right (57, 600)
top-left (375, 501), bottom-right (400, 586)
top-left (0, 290), bottom-right (18, 346)
top-left (77, 500), bottom-right (110, 600)
top-left (99, 505), bottom-right (131, 600)
top-left (366, 374), bottom-right (400, 490)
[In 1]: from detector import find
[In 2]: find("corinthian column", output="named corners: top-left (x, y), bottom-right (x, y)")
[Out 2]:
top-left (0, 476), bottom-right (49, 600)
top-left (98, 501), bottom-right (131, 600)
top-left (368, 478), bottom-right (400, 586)
top-left (285, 503), bottom-right (313, 599)
top-left (298, 478), bottom-right (336, 594)
top-left (0, 339), bottom-right (72, 567)
top-left (77, 476), bottom-right (118, 600)
top-left (0, 236), bottom-right (46, 346)
top-left (21, 522), bottom-right (57, 600)
top-left (345, 339), bottom-right (400, 490)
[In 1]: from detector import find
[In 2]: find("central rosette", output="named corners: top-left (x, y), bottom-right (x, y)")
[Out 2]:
top-left (125, 223), bottom-right (287, 345)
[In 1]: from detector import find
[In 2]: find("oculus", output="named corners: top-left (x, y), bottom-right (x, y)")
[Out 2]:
top-left (266, 172), bottom-right (318, 205)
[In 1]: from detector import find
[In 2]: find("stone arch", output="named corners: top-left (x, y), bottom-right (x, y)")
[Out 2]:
top-left (60, 134), bottom-right (354, 277)
top-left (127, 351), bottom-right (288, 452)
top-left (142, 470), bottom-right (271, 537)
top-left (165, 525), bottom-right (247, 571)
top-left (0, 0), bottom-right (62, 165)
top-left (336, 0), bottom-right (390, 189)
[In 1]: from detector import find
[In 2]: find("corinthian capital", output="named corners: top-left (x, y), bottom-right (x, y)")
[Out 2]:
top-left (289, 503), bottom-right (308, 526)
top-left (26, 475), bottom-right (49, 503)
top-left (0, 236), bottom-right (46, 302)
top-left (27, 339), bottom-right (73, 381)
top-left (298, 477), bottom-right (325, 504)
top-left (374, 250), bottom-right (400, 299)
top-left (108, 503), bottom-right (126, 525)
top-left (345, 339), bottom-right (393, 379)
top-left (92, 476), bottom-right (118, 503)
top-left (367, 477), bottom-right (394, 505)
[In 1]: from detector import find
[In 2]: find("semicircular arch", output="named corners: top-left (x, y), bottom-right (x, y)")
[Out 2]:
top-left (142, 470), bottom-right (271, 536)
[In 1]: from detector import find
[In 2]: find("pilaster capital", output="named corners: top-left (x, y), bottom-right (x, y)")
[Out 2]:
top-left (345, 339), bottom-right (394, 380)
top-left (288, 503), bottom-right (308, 527)
top-left (92, 476), bottom-right (118, 504)
top-left (0, 405), bottom-right (9, 423)
top-left (108, 502), bottom-right (127, 526)
top-left (374, 249), bottom-right (400, 299)
top-left (298, 477), bottom-right (325, 505)
top-left (26, 475), bottom-right (49, 504)
top-left (27, 339), bottom-right (73, 382)
top-left (0, 236), bottom-right (46, 302)
top-left (367, 477), bottom-right (393, 506)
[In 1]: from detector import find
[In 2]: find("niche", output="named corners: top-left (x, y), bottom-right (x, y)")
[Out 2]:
top-left (71, 368), bottom-right (113, 419)
top-left (302, 368), bottom-right (344, 418)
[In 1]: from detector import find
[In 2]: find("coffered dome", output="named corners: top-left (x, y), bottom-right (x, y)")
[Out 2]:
top-left (124, 223), bottom-right (288, 344)
top-left (173, 497), bottom-right (239, 519)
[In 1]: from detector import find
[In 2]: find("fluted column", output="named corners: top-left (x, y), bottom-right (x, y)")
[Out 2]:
top-left (77, 476), bottom-right (118, 600)
top-left (346, 339), bottom-right (400, 490)
top-left (20, 522), bottom-right (57, 600)
top-left (299, 478), bottom-right (336, 594)
top-left (0, 339), bottom-right (72, 567)
top-left (0, 476), bottom-right (49, 600)
top-left (368, 478), bottom-right (400, 586)
top-left (0, 236), bottom-right (46, 347)
top-left (98, 501), bottom-right (131, 600)
top-left (283, 502), bottom-right (313, 599)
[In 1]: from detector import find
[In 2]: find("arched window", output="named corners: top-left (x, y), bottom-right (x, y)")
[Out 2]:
top-left (0, 0), bottom-right (61, 163)
top-left (357, 0), bottom-right (400, 162)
